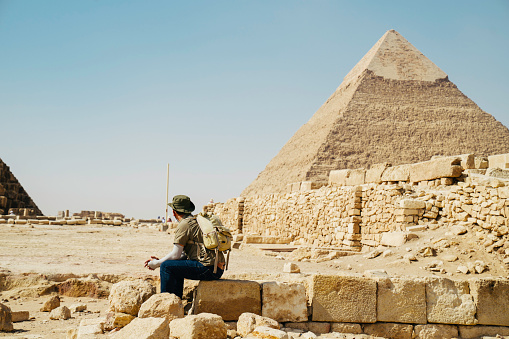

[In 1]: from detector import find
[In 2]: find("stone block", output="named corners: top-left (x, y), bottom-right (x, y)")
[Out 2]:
top-left (11, 311), bottom-right (29, 322)
top-left (363, 323), bottom-right (413, 339)
top-left (414, 324), bottom-right (458, 339)
top-left (112, 317), bottom-right (169, 339)
top-left (79, 317), bottom-right (106, 336)
top-left (138, 293), bottom-right (184, 321)
top-left (250, 326), bottom-right (289, 339)
top-left (262, 282), bottom-right (307, 322)
top-left (488, 153), bottom-right (509, 169)
top-left (104, 312), bottom-right (135, 330)
top-left (380, 232), bottom-right (409, 247)
top-left (365, 162), bottom-right (391, 184)
top-left (244, 235), bottom-right (292, 244)
top-left (458, 325), bottom-right (509, 338)
top-left (330, 322), bottom-right (362, 334)
top-left (291, 182), bottom-right (301, 192)
top-left (380, 164), bottom-right (411, 182)
top-left (49, 306), bottom-right (71, 320)
top-left (310, 274), bottom-right (376, 323)
top-left (108, 279), bottom-right (155, 316)
top-left (425, 277), bottom-right (477, 325)
top-left (410, 158), bottom-right (463, 182)
top-left (237, 312), bottom-right (279, 337)
top-left (169, 313), bottom-right (226, 339)
top-left (300, 181), bottom-right (324, 191)
top-left (194, 280), bottom-right (261, 321)
top-left (470, 277), bottom-right (509, 326)
top-left (0, 303), bottom-right (13, 332)
top-left (345, 169), bottom-right (366, 186)
top-left (40, 295), bottom-right (60, 312)
top-left (399, 199), bottom-right (426, 209)
top-left (377, 277), bottom-right (426, 324)
top-left (329, 169), bottom-right (350, 186)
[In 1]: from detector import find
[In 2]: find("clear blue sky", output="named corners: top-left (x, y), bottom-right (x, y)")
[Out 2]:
top-left (1, 1), bottom-right (508, 218)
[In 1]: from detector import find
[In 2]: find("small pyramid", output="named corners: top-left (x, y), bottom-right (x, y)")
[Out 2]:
top-left (242, 30), bottom-right (509, 196)
top-left (0, 158), bottom-right (42, 216)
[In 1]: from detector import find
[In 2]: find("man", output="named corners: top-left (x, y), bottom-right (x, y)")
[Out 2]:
top-left (144, 195), bottom-right (224, 298)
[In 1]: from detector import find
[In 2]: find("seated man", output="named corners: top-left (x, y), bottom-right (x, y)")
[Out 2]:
top-left (144, 195), bottom-right (224, 298)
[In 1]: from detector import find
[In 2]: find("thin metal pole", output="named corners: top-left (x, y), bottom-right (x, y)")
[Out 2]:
top-left (165, 163), bottom-right (169, 225)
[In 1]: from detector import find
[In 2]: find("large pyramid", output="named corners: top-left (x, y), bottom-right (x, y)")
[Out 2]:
top-left (242, 30), bottom-right (509, 197)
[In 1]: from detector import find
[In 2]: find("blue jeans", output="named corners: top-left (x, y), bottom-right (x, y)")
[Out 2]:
top-left (159, 260), bottom-right (223, 298)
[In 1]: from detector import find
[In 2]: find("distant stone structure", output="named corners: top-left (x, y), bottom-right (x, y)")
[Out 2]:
top-left (242, 30), bottom-right (509, 197)
top-left (0, 158), bottom-right (42, 216)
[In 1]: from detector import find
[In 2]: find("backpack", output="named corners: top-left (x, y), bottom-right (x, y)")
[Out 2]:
top-left (195, 212), bottom-right (232, 273)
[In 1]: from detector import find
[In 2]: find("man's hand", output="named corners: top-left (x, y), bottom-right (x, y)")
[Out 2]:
top-left (144, 256), bottom-right (160, 270)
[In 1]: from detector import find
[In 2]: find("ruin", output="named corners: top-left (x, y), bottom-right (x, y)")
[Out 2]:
top-left (0, 158), bottom-right (42, 216)
top-left (242, 29), bottom-right (509, 197)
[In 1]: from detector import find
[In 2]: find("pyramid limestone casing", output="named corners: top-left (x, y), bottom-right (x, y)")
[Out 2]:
top-left (242, 30), bottom-right (509, 197)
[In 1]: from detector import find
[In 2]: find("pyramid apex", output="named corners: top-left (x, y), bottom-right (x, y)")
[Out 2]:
top-left (342, 30), bottom-right (447, 84)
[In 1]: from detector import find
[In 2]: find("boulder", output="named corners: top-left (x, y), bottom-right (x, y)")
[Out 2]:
top-left (381, 232), bottom-right (410, 247)
top-left (169, 313), bottom-right (226, 339)
top-left (108, 279), bottom-right (155, 316)
top-left (104, 312), bottom-right (136, 331)
top-left (138, 293), bottom-right (184, 321)
top-left (470, 278), bottom-right (509, 326)
top-left (0, 303), bottom-right (13, 332)
top-left (380, 164), bottom-right (411, 182)
top-left (377, 277), bottom-right (426, 324)
top-left (69, 303), bottom-right (87, 313)
top-left (194, 280), bottom-right (261, 321)
top-left (237, 312), bottom-right (279, 337)
top-left (425, 277), bottom-right (477, 325)
top-left (40, 295), bottom-right (60, 312)
top-left (310, 274), bottom-right (376, 323)
top-left (413, 324), bottom-right (458, 339)
top-left (249, 326), bottom-right (289, 339)
top-left (262, 282), bottom-right (307, 322)
top-left (49, 305), bottom-right (71, 320)
top-left (363, 323), bottom-right (413, 339)
top-left (112, 317), bottom-right (169, 339)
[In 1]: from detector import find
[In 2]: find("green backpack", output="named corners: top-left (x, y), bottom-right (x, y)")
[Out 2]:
top-left (195, 212), bottom-right (232, 273)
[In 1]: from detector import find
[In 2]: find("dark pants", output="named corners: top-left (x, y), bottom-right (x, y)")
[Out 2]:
top-left (159, 259), bottom-right (223, 298)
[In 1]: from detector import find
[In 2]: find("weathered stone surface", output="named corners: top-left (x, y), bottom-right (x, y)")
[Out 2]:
top-left (112, 317), bottom-right (169, 339)
top-left (104, 312), bottom-right (135, 331)
top-left (138, 293), bottom-right (184, 321)
top-left (413, 324), bottom-right (458, 339)
top-left (250, 326), bottom-right (289, 339)
top-left (377, 277), bottom-right (426, 324)
top-left (57, 277), bottom-right (109, 298)
top-left (283, 321), bottom-right (330, 334)
top-left (40, 295), bottom-right (60, 312)
top-left (458, 325), bottom-right (509, 338)
top-left (108, 279), bottom-right (155, 316)
top-left (489, 153), bottom-right (509, 169)
top-left (329, 169), bottom-right (350, 186)
top-left (380, 164), bottom-right (411, 182)
top-left (345, 169), bottom-right (366, 186)
top-left (330, 322), bottom-right (362, 334)
top-left (49, 305), bottom-right (71, 320)
top-left (78, 317), bottom-right (105, 336)
top-left (69, 303), bottom-right (87, 313)
top-left (237, 312), bottom-right (279, 337)
top-left (169, 313), bottom-right (226, 339)
top-left (0, 303), bottom-right (13, 332)
top-left (410, 158), bottom-right (463, 182)
top-left (380, 232), bottom-right (409, 247)
top-left (425, 277), bottom-right (477, 325)
top-left (262, 282), bottom-right (307, 322)
top-left (310, 274), bottom-right (376, 323)
top-left (283, 263), bottom-right (301, 273)
top-left (363, 323), bottom-right (413, 339)
top-left (11, 311), bottom-right (29, 322)
top-left (365, 163), bottom-right (391, 184)
top-left (194, 280), bottom-right (261, 321)
top-left (470, 278), bottom-right (509, 326)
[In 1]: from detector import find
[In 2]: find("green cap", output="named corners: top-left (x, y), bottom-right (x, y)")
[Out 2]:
top-left (169, 195), bottom-right (195, 214)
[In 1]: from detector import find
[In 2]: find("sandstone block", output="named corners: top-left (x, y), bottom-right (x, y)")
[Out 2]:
top-left (11, 311), bottom-right (29, 322)
top-left (380, 232), bottom-right (408, 247)
top-left (169, 313), bottom-right (226, 339)
top-left (78, 317), bottom-right (105, 336)
top-left (310, 274), bottom-right (376, 323)
top-left (237, 312), bottom-right (280, 337)
top-left (104, 312), bottom-right (135, 331)
top-left (425, 277), bottom-right (477, 325)
top-left (377, 277), bottom-right (426, 324)
top-left (365, 162), bottom-right (391, 184)
top-left (49, 305), bottom-right (71, 320)
top-left (363, 323), bottom-right (413, 339)
top-left (194, 280), bottom-right (261, 321)
top-left (410, 158), bottom-right (463, 182)
top-left (138, 293), bottom-right (184, 321)
top-left (470, 277), bottom-right (509, 326)
top-left (329, 169), bottom-right (350, 186)
top-left (380, 164), bottom-right (411, 182)
top-left (108, 279), bottom-right (155, 316)
top-left (345, 169), bottom-right (366, 186)
top-left (300, 181), bottom-right (324, 191)
top-left (283, 321), bottom-right (330, 334)
top-left (399, 199), bottom-right (426, 209)
top-left (413, 324), bottom-right (458, 339)
top-left (262, 282), bottom-right (307, 322)
top-left (488, 153), bottom-right (509, 169)
top-left (250, 326), bottom-right (289, 339)
top-left (291, 182), bottom-right (301, 192)
top-left (283, 263), bottom-right (300, 273)
top-left (0, 303), bottom-right (13, 332)
top-left (458, 324), bottom-right (509, 338)
top-left (69, 303), bottom-right (87, 313)
top-left (40, 295), bottom-right (60, 312)
top-left (113, 317), bottom-right (169, 339)
top-left (329, 322), bottom-right (361, 334)
top-left (244, 235), bottom-right (292, 244)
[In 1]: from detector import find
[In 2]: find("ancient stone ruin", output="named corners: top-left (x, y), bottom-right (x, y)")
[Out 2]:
top-left (0, 158), bottom-right (41, 216)
top-left (242, 29), bottom-right (509, 197)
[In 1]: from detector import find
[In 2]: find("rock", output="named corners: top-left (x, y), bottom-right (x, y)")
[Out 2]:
top-left (400, 199), bottom-right (426, 209)
top-left (403, 253), bottom-right (417, 261)
top-left (11, 311), bottom-right (29, 322)
top-left (364, 249), bottom-right (383, 259)
top-left (249, 326), bottom-right (289, 339)
top-left (381, 232), bottom-right (409, 247)
top-left (108, 279), bottom-right (155, 316)
top-left (457, 265), bottom-right (469, 274)
top-left (49, 305), bottom-right (71, 320)
top-left (262, 282), bottom-right (307, 322)
top-left (409, 158), bottom-right (463, 182)
top-left (69, 303), bottom-right (87, 312)
top-left (329, 322), bottom-right (362, 334)
top-left (363, 269), bottom-right (389, 278)
top-left (442, 255), bottom-right (458, 262)
top-left (458, 324), bottom-right (509, 338)
top-left (112, 316), bottom-right (169, 339)
top-left (169, 313), bottom-right (226, 339)
top-left (138, 293), bottom-right (184, 321)
top-left (283, 263), bottom-right (301, 273)
top-left (381, 249), bottom-right (393, 257)
top-left (237, 312), bottom-right (279, 337)
top-left (78, 317), bottom-right (105, 336)
top-left (363, 323), bottom-right (413, 339)
top-left (40, 295), bottom-right (60, 312)
top-left (194, 280), bottom-right (261, 321)
top-left (425, 277), bottom-right (477, 325)
top-left (0, 303), bottom-right (13, 332)
top-left (310, 274), bottom-right (376, 323)
top-left (420, 247), bottom-right (436, 257)
top-left (377, 277), bottom-right (426, 324)
top-left (470, 278), bottom-right (509, 326)
top-left (104, 312), bottom-right (136, 331)
top-left (413, 324), bottom-right (459, 339)
top-left (283, 322), bottom-right (330, 334)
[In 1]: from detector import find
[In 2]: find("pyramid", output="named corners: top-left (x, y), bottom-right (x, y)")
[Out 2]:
top-left (242, 30), bottom-right (509, 196)
top-left (0, 158), bottom-right (42, 216)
